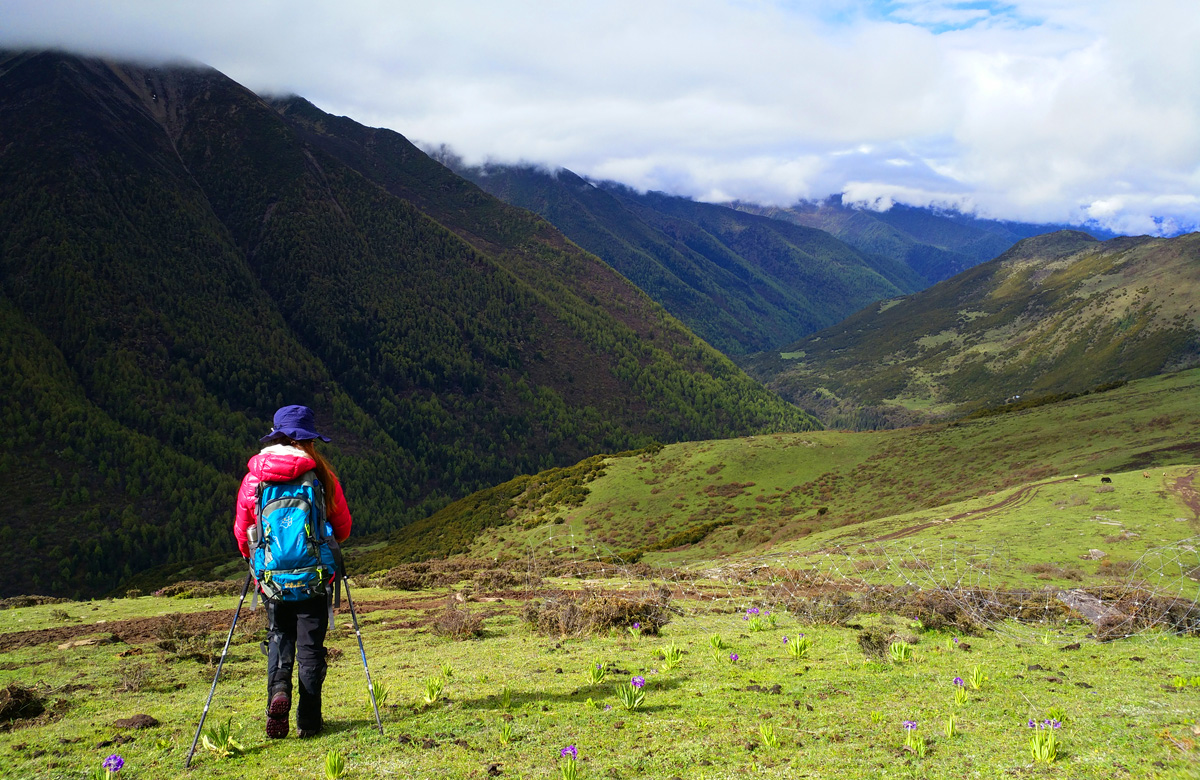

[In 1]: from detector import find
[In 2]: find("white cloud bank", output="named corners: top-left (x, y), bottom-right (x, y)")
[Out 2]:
top-left (2, 0), bottom-right (1197, 234)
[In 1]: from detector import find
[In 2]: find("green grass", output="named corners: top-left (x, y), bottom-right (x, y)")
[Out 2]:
top-left (441, 369), bottom-right (1200, 574)
top-left (2, 586), bottom-right (1197, 779)
top-left (8, 372), bottom-right (1197, 778)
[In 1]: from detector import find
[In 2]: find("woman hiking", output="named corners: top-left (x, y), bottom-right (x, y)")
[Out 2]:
top-left (233, 405), bottom-right (352, 739)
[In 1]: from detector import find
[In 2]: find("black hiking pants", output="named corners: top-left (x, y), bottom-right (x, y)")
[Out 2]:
top-left (265, 595), bottom-right (329, 729)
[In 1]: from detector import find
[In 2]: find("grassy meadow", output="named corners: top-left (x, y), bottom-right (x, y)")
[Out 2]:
top-left (1, 577), bottom-right (1198, 779)
top-left (3, 370), bottom-right (1199, 778)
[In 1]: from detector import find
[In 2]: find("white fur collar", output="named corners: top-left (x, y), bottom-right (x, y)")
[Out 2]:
top-left (261, 443), bottom-right (307, 458)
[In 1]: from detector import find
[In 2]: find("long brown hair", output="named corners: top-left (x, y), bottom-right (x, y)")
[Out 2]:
top-left (288, 438), bottom-right (339, 515)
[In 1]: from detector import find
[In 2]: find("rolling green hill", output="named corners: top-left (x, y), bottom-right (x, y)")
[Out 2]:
top-left (0, 50), bottom-right (815, 599)
top-left (456, 164), bottom-right (923, 355)
top-left (740, 230), bottom-right (1200, 427)
top-left (355, 368), bottom-right (1200, 579)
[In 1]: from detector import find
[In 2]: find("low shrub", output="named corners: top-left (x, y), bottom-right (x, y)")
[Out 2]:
top-left (0, 595), bottom-right (68, 611)
top-left (522, 587), bottom-right (673, 636)
top-left (786, 592), bottom-right (859, 625)
top-left (430, 601), bottom-right (486, 640)
top-left (898, 589), bottom-right (984, 634)
top-left (153, 580), bottom-right (243, 599)
top-left (1024, 563), bottom-right (1084, 582)
top-left (473, 569), bottom-right (520, 591)
top-left (0, 684), bottom-right (45, 722)
top-left (857, 627), bottom-right (893, 660)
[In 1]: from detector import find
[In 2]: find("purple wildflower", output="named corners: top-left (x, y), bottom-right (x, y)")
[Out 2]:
top-left (730, 653), bottom-right (739, 662)
top-left (1044, 719), bottom-right (1062, 729)
top-left (953, 676), bottom-right (964, 687)
top-left (902, 720), bottom-right (917, 731)
top-left (102, 755), bottom-right (124, 773)
top-left (747, 607), bottom-right (760, 615)
top-left (797, 632), bottom-right (804, 638)
top-left (631, 676), bottom-right (645, 689)
top-left (1027, 719), bottom-right (1037, 728)
top-left (782, 636), bottom-right (789, 644)
top-left (561, 745), bottom-right (578, 759)
top-left (603, 704), bottom-right (613, 711)
top-left (953, 637), bottom-right (960, 644)
top-left (632, 622), bottom-right (640, 630)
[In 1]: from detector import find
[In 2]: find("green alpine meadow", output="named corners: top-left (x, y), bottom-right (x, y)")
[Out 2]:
top-left (2, 370), bottom-right (1197, 778)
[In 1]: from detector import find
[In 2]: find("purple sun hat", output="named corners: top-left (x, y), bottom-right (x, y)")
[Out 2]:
top-left (260, 405), bottom-right (331, 444)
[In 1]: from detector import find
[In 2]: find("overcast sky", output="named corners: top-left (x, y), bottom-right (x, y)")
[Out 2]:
top-left (3, 0), bottom-right (1198, 235)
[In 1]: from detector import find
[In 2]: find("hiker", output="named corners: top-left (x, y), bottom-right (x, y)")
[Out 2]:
top-left (233, 405), bottom-right (352, 739)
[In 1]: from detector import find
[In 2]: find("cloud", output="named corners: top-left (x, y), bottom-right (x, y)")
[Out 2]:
top-left (1, 0), bottom-right (1197, 234)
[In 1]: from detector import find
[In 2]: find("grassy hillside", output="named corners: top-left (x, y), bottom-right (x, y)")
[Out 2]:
top-left (2, 371), bottom-right (1196, 779)
top-left (457, 165), bottom-right (922, 355)
top-left (354, 368), bottom-right (1200, 579)
top-left (0, 50), bottom-right (814, 599)
top-left (741, 231), bottom-right (1200, 427)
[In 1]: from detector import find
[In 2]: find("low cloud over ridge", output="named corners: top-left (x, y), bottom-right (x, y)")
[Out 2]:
top-left (2, 0), bottom-right (1197, 235)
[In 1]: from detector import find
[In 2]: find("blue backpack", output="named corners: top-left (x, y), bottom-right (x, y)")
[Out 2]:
top-left (249, 471), bottom-right (343, 603)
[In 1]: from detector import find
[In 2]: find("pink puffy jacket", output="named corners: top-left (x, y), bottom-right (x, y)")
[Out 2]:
top-left (233, 444), bottom-right (352, 559)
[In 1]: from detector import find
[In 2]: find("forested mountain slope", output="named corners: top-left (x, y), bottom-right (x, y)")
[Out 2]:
top-left (0, 50), bottom-right (815, 598)
top-left (743, 230), bottom-right (1200, 427)
top-left (457, 164), bottom-right (923, 355)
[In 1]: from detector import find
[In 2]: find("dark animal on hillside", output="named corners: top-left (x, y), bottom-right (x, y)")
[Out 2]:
top-left (1101, 477), bottom-right (1112, 483)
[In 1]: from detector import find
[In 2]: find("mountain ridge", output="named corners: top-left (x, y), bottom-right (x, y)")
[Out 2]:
top-left (457, 163), bottom-right (922, 355)
top-left (741, 229), bottom-right (1200, 427)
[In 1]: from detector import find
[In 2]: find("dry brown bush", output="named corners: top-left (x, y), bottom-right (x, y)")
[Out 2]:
top-left (1097, 559), bottom-right (1137, 578)
top-left (430, 601), bottom-right (486, 640)
top-left (1024, 563), bottom-right (1084, 582)
top-left (856, 626), bottom-right (893, 659)
top-left (521, 587), bottom-right (672, 636)
top-left (898, 589), bottom-right (984, 633)
top-left (785, 592), bottom-right (859, 625)
top-left (115, 661), bottom-right (152, 693)
top-left (0, 684), bottom-right (45, 722)
top-left (378, 565), bottom-right (430, 591)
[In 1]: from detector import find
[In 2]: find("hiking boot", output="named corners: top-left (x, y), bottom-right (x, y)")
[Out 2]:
top-left (266, 691), bottom-right (290, 739)
top-left (296, 720), bottom-right (323, 739)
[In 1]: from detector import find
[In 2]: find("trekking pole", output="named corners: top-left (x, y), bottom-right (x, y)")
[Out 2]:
top-left (185, 570), bottom-right (252, 768)
top-left (342, 578), bottom-right (384, 735)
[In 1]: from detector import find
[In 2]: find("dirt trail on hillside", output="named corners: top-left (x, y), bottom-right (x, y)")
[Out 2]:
top-left (821, 474), bottom-right (1090, 549)
top-left (821, 466), bottom-right (1200, 551)
top-left (1170, 468), bottom-right (1200, 520)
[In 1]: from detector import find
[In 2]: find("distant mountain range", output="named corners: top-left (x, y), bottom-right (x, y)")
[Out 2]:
top-left (454, 164), bottom-right (920, 355)
top-left (453, 163), bottom-right (1117, 356)
top-left (733, 196), bottom-right (1117, 285)
top-left (0, 50), bottom-right (815, 597)
top-left (742, 230), bottom-right (1200, 427)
